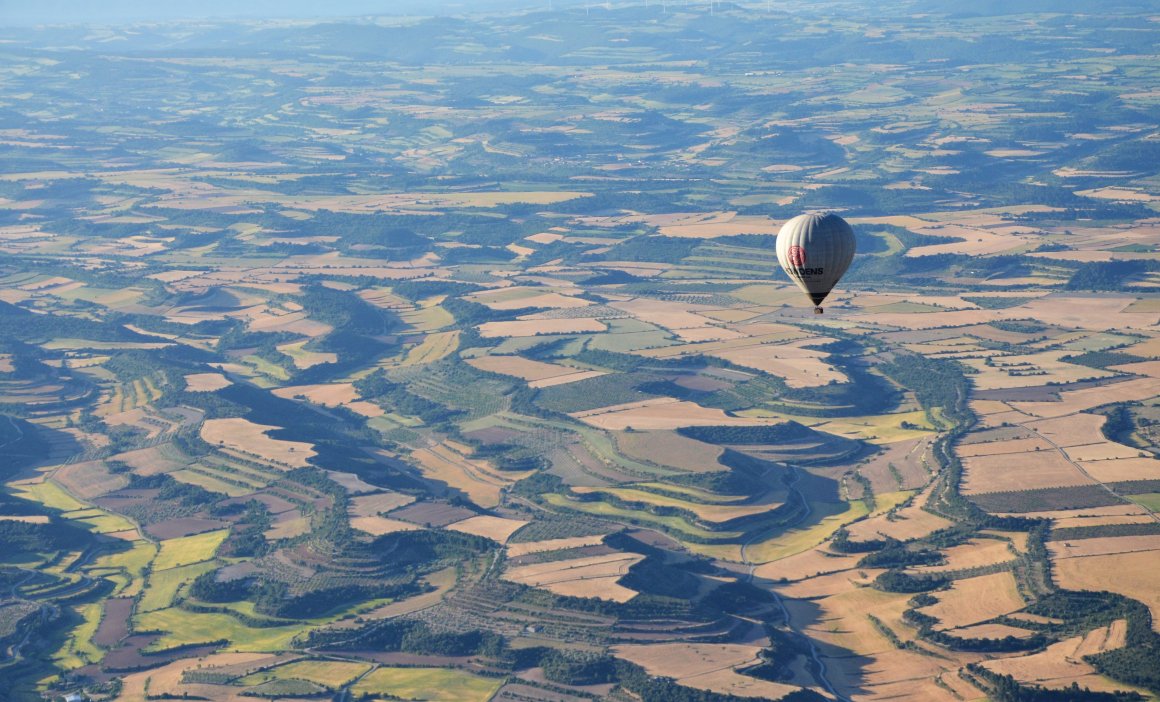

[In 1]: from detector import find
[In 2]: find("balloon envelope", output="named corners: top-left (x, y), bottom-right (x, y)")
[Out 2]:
top-left (775, 213), bottom-right (856, 310)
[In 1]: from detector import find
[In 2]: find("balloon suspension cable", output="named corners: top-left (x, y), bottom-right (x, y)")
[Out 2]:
top-left (814, 307), bottom-right (824, 314)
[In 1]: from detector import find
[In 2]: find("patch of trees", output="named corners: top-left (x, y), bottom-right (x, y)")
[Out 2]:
top-left (254, 580), bottom-right (420, 620)
top-left (830, 527), bottom-right (889, 554)
top-left (189, 571), bottom-right (252, 603)
top-left (298, 283), bottom-right (398, 336)
top-left (306, 618), bottom-right (501, 657)
top-left (390, 279), bottom-right (482, 301)
top-left (538, 649), bottom-right (617, 685)
top-left (1049, 522), bottom-right (1160, 542)
top-left (0, 301), bottom-right (152, 344)
top-left (0, 520), bottom-right (95, 557)
top-left (858, 545), bottom-right (943, 569)
top-left (370, 529), bottom-right (494, 569)
top-left (1066, 260), bottom-right (1159, 291)
top-left (598, 235), bottom-right (700, 263)
top-left (354, 368), bottom-right (459, 424)
top-left (439, 245), bottom-right (518, 264)
top-left (1059, 351), bottom-right (1146, 370)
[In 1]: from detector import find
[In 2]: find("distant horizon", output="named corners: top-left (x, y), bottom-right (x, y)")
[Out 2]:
top-left (0, 0), bottom-right (548, 25)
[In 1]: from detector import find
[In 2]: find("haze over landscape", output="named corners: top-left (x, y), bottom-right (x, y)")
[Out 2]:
top-left (2, 2), bottom-right (1160, 701)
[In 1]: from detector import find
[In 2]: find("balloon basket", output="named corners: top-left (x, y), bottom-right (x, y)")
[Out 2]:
top-left (814, 307), bottom-right (823, 314)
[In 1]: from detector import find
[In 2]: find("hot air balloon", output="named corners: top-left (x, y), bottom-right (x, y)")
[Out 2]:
top-left (775, 212), bottom-right (856, 314)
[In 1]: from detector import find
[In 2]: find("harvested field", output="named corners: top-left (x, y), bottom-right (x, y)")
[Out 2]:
top-left (348, 491), bottom-right (415, 517)
top-left (410, 445), bottom-right (511, 508)
top-left (911, 538), bottom-right (1015, 574)
top-left (573, 398), bottom-right (775, 431)
top-left (503, 551), bottom-right (643, 602)
top-left (1049, 535), bottom-right (1160, 559)
top-left (981, 622), bottom-right (1137, 694)
top-left (1064, 442), bottom-right (1140, 462)
top-left (917, 572), bottom-right (1024, 630)
top-left (962, 451), bottom-right (1093, 494)
top-left (1052, 513), bottom-right (1157, 529)
top-left (401, 330), bottom-right (459, 367)
top-left (950, 623), bottom-right (1037, 640)
top-left (200, 418), bottom-right (315, 468)
top-left (506, 534), bottom-right (608, 558)
top-left (350, 515), bottom-right (420, 536)
top-left (117, 652), bottom-right (281, 702)
top-left (1054, 550), bottom-right (1160, 631)
top-left (271, 382), bottom-right (357, 406)
top-left (845, 494), bottom-right (952, 542)
top-left (614, 430), bottom-right (726, 473)
top-left (1025, 414), bottom-right (1108, 447)
top-left (612, 643), bottom-right (799, 700)
top-left (478, 318), bottom-right (605, 338)
top-left (1079, 456), bottom-right (1160, 482)
top-left (54, 460), bottom-right (128, 499)
top-left (608, 298), bottom-right (722, 330)
top-left (752, 547), bottom-right (862, 582)
top-left (1012, 376), bottom-right (1160, 418)
top-left (184, 373), bottom-right (231, 391)
top-left (957, 437), bottom-right (1053, 457)
top-left (527, 370), bottom-right (608, 388)
top-left (708, 341), bottom-right (845, 388)
top-left (445, 515), bottom-right (529, 543)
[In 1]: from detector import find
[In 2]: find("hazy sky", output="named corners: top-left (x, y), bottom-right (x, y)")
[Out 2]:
top-left (0, 0), bottom-right (541, 24)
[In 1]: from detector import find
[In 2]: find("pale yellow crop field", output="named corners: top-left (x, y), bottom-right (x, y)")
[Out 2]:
top-left (918, 571), bottom-right (1025, 630)
top-left (1049, 535), bottom-right (1160, 559)
top-left (613, 643), bottom-right (799, 700)
top-left (1025, 413), bottom-right (1108, 447)
top-left (445, 515), bottom-right (528, 543)
top-left (615, 430), bottom-right (727, 473)
top-left (1055, 550), bottom-right (1160, 632)
top-left (962, 451), bottom-right (1092, 494)
top-left (478, 318), bottom-right (606, 337)
top-left (350, 516), bottom-right (420, 536)
top-left (1013, 376), bottom-right (1160, 418)
top-left (466, 355), bottom-right (585, 381)
top-left (348, 492), bottom-right (415, 517)
top-left (912, 539), bottom-right (1015, 574)
top-left (184, 373), bottom-right (231, 391)
top-left (506, 534), bottom-right (607, 558)
top-left (708, 341), bottom-right (846, 388)
top-left (504, 551), bottom-right (643, 602)
top-left (272, 382), bottom-right (358, 406)
top-left (200, 418), bottom-right (315, 468)
top-left (574, 397), bottom-right (776, 431)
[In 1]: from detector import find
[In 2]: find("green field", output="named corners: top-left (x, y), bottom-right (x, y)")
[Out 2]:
top-left (153, 529), bottom-right (229, 571)
top-left (351, 667), bottom-right (503, 702)
top-left (135, 607), bottom-right (306, 652)
top-left (138, 561), bottom-right (217, 613)
top-left (240, 659), bottom-right (373, 689)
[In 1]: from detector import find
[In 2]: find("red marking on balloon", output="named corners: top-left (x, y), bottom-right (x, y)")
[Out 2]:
top-left (788, 245), bottom-right (807, 267)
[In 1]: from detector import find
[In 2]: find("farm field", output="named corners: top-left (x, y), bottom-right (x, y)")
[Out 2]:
top-left (4, 4), bottom-right (1160, 702)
